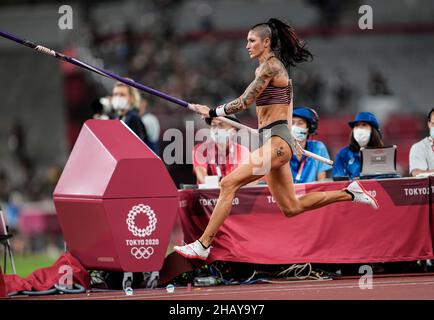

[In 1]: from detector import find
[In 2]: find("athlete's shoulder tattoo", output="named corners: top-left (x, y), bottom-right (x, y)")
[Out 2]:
top-left (223, 58), bottom-right (282, 115)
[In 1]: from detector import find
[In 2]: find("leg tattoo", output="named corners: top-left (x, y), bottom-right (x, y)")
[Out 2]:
top-left (276, 147), bottom-right (284, 157)
top-left (207, 233), bottom-right (215, 245)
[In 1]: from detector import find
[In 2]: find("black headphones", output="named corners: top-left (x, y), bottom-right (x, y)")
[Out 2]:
top-left (308, 107), bottom-right (319, 135)
top-left (293, 106), bottom-right (319, 135)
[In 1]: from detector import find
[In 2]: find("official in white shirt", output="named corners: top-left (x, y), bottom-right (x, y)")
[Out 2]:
top-left (409, 108), bottom-right (434, 176)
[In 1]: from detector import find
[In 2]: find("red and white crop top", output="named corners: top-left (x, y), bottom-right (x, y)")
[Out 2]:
top-left (256, 83), bottom-right (292, 106)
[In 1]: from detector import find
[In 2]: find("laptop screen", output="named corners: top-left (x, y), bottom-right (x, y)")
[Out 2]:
top-left (360, 146), bottom-right (397, 176)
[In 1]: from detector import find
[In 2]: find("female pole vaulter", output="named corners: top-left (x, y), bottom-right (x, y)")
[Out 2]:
top-left (174, 18), bottom-right (379, 260)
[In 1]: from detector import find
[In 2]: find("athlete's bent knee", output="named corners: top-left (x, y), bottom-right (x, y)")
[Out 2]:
top-left (282, 206), bottom-right (302, 218)
top-left (220, 176), bottom-right (240, 194)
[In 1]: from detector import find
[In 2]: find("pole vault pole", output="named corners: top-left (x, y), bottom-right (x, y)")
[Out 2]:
top-left (0, 30), bottom-right (333, 165)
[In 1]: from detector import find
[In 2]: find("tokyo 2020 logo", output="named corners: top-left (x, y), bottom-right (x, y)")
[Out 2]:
top-left (126, 204), bottom-right (157, 238)
top-left (126, 204), bottom-right (158, 260)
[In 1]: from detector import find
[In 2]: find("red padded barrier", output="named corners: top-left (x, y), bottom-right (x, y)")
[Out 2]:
top-left (54, 120), bottom-right (179, 272)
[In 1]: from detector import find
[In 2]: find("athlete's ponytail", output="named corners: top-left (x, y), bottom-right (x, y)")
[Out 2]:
top-left (251, 18), bottom-right (313, 69)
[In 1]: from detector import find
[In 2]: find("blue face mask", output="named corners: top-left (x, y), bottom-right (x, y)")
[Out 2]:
top-left (291, 125), bottom-right (308, 141)
top-left (430, 127), bottom-right (434, 139)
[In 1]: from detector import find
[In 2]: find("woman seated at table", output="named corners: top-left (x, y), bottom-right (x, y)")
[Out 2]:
top-left (192, 115), bottom-right (250, 184)
top-left (332, 112), bottom-right (384, 180)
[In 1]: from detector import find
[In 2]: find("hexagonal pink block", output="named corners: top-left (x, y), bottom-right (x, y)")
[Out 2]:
top-left (54, 120), bottom-right (179, 272)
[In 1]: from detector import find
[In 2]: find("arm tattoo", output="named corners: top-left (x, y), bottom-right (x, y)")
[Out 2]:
top-left (223, 59), bottom-right (280, 115)
top-left (224, 98), bottom-right (244, 114)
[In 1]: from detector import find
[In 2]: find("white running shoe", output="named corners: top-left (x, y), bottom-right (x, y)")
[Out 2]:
top-left (346, 180), bottom-right (379, 210)
top-left (173, 240), bottom-right (210, 260)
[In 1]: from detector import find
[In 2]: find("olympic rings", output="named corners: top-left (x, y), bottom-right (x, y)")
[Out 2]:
top-left (131, 246), bottom-right (154, 259)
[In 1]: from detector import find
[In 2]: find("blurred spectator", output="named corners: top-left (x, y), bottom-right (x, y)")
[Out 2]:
top-left (122, 25), bottom-right (138, 63)
top-left (91, 97), bottom-right (113, 120)
top-left (192, 115), bottom-right (249, 184)
top-left (409, 108), bottom-right (434, 177)
top-left (333, 71), bottom-right (354, 111)
top-left (290, 107), bottom-right (332, 183)
top-left (8, 121), bottom-right (26, 161)
top-left (112, 81), bottom-right (148, 144)
top-left (37, 166), bottom-right (62, 198)
top-left (307, 0), bottom-right (345, 28)
top-left (139, 98), bottom-right (161, 154)
top-left (332, 112), bottom-right (384, 180)
top-left (0, 169), bottom-right (10, 202)
top-left (368, 69), bottom-right (392, 96)
top-left (8, 121), bottom-right (34, 183)
top-left (2, 191), bottom-right (22, 233)
top-left (295, 70), bottom-right (325, 107)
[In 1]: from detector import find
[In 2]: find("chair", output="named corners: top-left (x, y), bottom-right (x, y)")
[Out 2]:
top-left (0, 206), bottom-right (16, 274)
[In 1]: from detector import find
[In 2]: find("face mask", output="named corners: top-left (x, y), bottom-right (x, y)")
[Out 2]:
top-left (353, 128), bottom-right (371, 147)
top-left (210, 128), bottom-right (233, 145)
top-left (430, 128), bottom-right (434, 139)
top-left (111, 96), bottom-right (129, 112)
top-left (291, 125), bottom-right (308, 142)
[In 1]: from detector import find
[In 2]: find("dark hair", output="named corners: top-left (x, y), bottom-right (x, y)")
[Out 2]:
top-left (251, 18), bottom-right (313, 69)
top-left (349, 127), bottom-right (384, 152)
top-left (427, 107), bottom-right (434, 122)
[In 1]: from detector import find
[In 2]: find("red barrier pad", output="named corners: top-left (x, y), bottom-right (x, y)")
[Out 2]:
top-left (54, 120), bottom-right (179, 272)
top-left (0, 266), bottom-right (5, 298)
top-left (179, 178), bottom-right (434, 264)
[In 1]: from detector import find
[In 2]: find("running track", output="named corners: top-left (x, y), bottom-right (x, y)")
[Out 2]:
top-left (10, 274), bottom-right (434, 300)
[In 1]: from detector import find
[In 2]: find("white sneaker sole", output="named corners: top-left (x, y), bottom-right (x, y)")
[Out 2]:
top-left (173, 247), bottom-right (208, 261)
top-left (353, 180), bottom-right (379, 210)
